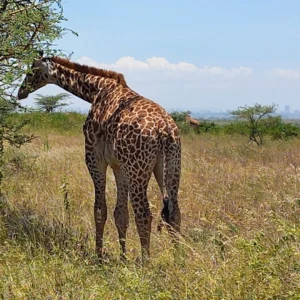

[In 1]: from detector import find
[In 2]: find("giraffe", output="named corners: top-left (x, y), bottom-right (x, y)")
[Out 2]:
top-left (185, 114), bottom-right (200, 128)
top-left (17, 52), bottom-right (181, 261)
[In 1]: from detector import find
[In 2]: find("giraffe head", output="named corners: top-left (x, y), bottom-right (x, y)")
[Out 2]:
top-left (18, 51), bottom-right (55, 100)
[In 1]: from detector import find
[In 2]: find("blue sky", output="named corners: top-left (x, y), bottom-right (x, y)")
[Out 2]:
top-left (24, 0), bottom-right (300, 113)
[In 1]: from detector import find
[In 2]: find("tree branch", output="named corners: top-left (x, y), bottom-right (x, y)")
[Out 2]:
top-left (23, 23), bottom-right (41, 51)
top-left (6, 0), bottom-right (53, 17)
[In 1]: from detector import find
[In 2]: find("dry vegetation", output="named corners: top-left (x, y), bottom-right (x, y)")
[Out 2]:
top-left (0, 113), bottom-right (299, 299)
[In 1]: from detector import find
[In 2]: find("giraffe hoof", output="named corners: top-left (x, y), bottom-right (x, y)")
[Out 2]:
top-left (96, 247), bottom-right (110, 264)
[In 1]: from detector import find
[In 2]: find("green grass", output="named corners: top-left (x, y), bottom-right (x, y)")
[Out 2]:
top-left (7, 111), bottom-right (87, 135)
top-left (1, 112), bottom-right (300, 299)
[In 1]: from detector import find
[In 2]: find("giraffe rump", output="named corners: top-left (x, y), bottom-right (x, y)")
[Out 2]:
top-left (51, 57), bottom-right (128, 87)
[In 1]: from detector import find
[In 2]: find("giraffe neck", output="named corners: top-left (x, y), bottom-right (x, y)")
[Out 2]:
top-left (50, 63), bottom-right (117, 103)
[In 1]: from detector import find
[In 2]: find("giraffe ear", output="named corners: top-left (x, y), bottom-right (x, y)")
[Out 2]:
top-left (38, 50), bottom-right (44, 58)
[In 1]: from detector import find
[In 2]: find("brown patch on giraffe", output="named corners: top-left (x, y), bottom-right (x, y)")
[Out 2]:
top-left (51, 57), bottom-right (128, 87)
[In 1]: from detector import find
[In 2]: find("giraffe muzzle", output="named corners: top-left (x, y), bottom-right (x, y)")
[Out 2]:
top-left (17, 87), bottom-right (29, 100)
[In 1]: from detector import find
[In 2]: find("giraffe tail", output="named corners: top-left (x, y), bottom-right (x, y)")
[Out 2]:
top-left (157, 196), bottom-right (170, 232)
top-left (157, 136), bottom-right (181, 234)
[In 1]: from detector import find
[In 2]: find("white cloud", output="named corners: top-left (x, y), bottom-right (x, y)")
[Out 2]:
top-left (199, 66), bottom-right (252, 78)
top-left (77, 56), bottom-right (110, 69)
top-left (76, 56), bottom-right (252, 78)
top-left (272, 68), bottom-right (300, 79)
top-left (114, 57), bottom-right (148, 70)
top-left (23, 56), bottom-right (300, 112)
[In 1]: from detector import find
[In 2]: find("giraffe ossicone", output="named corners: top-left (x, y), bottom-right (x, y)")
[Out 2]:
top-left (18, 53), bottom-right (182, 261)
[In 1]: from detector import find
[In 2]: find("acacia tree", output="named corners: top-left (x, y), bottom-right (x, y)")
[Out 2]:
top-left (34, 93), bottom-right (71, 113)
top-left (0, 0), bottom-right (75, 191)
top-left (231, 103), bottom-right (277, 146)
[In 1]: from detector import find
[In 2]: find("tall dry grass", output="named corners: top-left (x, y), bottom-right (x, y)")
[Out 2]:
top-left (0, 118), bottom-right (299, 299)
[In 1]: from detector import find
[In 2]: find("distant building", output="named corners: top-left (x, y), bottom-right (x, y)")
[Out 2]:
top-left (284, 105), bottom-right (290, 115)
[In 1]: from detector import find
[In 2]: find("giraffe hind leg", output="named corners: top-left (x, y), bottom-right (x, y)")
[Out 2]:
top-left (112, 166), bottom-right (129, 261)
top-left (128, 171), bottom-right (153, 261)
top-left (153, 155), bottom-right (170, 232)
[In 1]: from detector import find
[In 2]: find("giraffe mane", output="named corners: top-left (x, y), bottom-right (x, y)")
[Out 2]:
top-left (51, 57), bottom-right (128, 87)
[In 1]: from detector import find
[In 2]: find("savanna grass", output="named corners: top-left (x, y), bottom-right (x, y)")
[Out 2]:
top-left (0, 113), bottom-right (299, 299)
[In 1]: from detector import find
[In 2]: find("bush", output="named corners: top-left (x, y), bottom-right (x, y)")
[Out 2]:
top-left (7, 112), bottom-right (86, 134)
top-left (262, 117), bottom-right (300, 140)
top-left (223, 117), bottom-right (300, 142)
top-left (199, 121), bottom-right (221, 134)
top-left (169, 110), bottom-right (191, 123)
top-left (223, 121), bottom-right (249, 136)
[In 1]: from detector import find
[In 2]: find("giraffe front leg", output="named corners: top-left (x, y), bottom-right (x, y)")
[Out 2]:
top-left (85, 151), bottom-right (108, 261)
top-left (113, 167), bottom-right (129, 261)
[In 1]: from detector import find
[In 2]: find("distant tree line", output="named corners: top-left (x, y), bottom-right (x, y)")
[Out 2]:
top-left (170, 104), bottom-right (300, 145)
